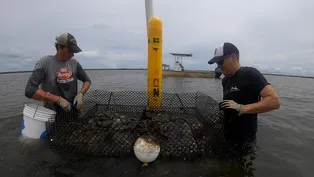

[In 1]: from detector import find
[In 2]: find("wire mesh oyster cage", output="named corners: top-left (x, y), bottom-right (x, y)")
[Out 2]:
top-left (45, 90), bottom-right (225, 160)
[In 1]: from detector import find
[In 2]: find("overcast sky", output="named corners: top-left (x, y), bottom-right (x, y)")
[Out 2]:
top-left (0, 0), bottom-right (313, 76)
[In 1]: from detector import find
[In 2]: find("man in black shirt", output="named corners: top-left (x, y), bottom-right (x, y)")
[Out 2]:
top-left (208, 42), bottom-right (280, 145)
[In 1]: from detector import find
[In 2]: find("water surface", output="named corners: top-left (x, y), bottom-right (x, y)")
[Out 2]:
top-left (0, 70), bottom-right (313, 177)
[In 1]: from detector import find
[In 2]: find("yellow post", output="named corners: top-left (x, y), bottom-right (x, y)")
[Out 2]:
top-left (147, 16), bottom-right (162, 110)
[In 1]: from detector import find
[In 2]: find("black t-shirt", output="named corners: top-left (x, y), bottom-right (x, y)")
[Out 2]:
top-left (222, 66), bottom-right (269, 141)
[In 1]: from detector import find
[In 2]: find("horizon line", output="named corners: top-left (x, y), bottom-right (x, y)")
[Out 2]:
top-left (0, 68), bottom-right (313, 79)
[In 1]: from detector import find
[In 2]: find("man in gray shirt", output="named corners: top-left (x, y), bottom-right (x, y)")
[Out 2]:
top-left (25, 32), bottom-right (91, 112)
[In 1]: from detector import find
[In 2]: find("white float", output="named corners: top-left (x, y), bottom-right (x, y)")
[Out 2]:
top-left (134, 135), bottom-right (160, 165)
top-left (20, 103), bottom-right (56, 139)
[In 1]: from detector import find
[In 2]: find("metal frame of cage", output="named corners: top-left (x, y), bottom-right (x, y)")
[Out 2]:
top-left (45, 90), bottom-right (224, 160)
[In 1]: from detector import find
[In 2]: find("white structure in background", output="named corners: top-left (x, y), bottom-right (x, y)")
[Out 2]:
top-left (174, 62), bottom-right (184, 71)
top-left (170, 53), bottom-right (192, 71)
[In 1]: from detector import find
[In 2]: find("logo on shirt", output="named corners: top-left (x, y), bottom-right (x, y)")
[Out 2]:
top-left (230, 86), bottom-right (240, 92)
top-left (56, 67), bottom-right (74, 83)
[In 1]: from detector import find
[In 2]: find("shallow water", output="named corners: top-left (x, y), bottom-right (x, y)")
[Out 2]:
top-left (0, 70), bottom-right (313, 177)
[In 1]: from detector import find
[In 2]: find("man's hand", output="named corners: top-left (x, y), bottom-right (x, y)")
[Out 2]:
top-left (73, 92), bottom-right (83, 110)
top-left (219, 100), bottom-right (243, 116)
top-left (56, 97), bottom-right (72, 112)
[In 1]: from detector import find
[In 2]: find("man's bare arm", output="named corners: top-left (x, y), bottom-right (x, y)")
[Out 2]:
top-left (79, 81), bottom-right (91, 95)
top-left (242, 85), bottom-right (280, 114)
top-left (31, 89), bottom-right (60, 102)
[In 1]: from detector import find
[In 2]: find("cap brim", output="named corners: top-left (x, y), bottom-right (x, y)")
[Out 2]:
top-left (69, 44), bottom-right (82, 53)
top-left (208, 56), bottom-right (223, 65)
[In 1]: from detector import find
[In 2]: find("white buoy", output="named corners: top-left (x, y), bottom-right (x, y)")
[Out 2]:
top-left (145, 0), bottom-right (154, 36)
top-left (20, 104), bottom-right (56, 139)
top-left (134, 135), bottom-right (160, 165)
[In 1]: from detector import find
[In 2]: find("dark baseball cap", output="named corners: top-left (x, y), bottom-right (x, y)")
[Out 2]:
top-left (55, 33), bottom-right (82, 53)
top-left (208, 42), bottom-right (239, 65)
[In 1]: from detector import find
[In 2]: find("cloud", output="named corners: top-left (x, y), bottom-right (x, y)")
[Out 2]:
top-left (0, 0), bottom-right (313, 76)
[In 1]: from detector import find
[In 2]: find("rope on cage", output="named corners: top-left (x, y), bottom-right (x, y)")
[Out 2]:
top-left (168, 93), bottom-right (187, 115)
top-left (130, 107), bottom-right (152, 132)
top-left (105, 91), bottom-right (114, 109)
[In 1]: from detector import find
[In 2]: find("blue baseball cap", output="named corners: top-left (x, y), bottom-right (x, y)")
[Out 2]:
top-left (208, 42), bottom-right (239, 65)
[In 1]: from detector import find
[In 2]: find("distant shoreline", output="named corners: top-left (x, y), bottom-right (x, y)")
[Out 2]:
top-left (0, 68), bottom-right (313, 79)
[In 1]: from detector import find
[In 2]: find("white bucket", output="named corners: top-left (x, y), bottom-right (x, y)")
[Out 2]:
top-left (21, 103), bottom-right (56, 139)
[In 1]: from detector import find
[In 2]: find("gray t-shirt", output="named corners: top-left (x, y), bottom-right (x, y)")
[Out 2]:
top-left (25, 55), bottom-right (91, 111)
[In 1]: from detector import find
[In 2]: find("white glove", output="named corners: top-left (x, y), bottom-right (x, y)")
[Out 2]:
top-left (219, 100), bottom-right (243, 116)
top-left (56, 96), bottom-right (72, 112)
top-left (73, 92), bottom-right (83, 110)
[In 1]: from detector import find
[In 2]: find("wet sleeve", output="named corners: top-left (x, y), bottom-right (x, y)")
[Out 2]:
top-left (77, 62), bottom-right (91, 83)
top-left (249, 68), bottom-right (270, 95)
top-left (24, 59), bottom-right (46, 98)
